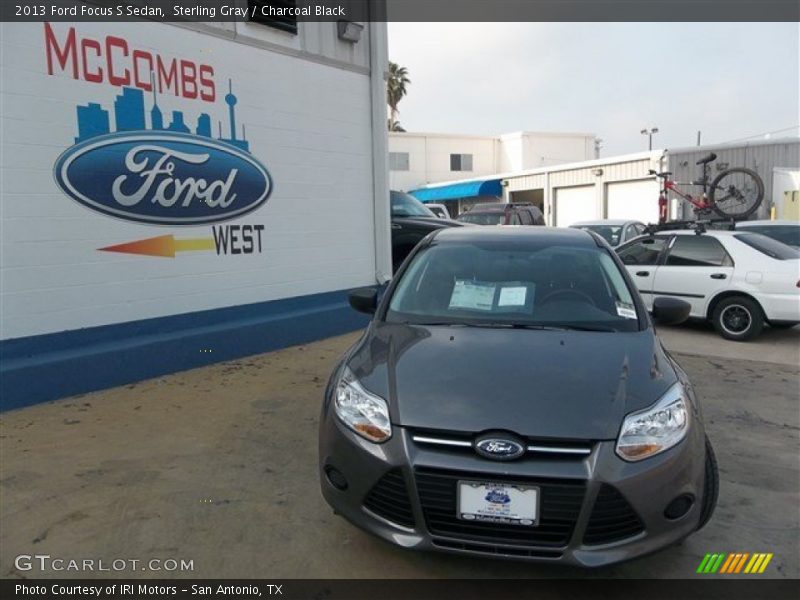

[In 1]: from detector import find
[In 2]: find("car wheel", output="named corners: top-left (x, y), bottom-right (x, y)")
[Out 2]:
top-left (712, 296), bottom-right (763, 341)
top-left (697, 436), bottom-right (719, 531)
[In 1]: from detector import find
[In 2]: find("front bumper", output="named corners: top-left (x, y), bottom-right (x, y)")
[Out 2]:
top-left (319, 413), bottom-right (707, 567)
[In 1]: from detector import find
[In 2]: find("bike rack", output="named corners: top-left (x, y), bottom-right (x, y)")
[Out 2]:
top-left (644, 218), bottom-right (737, 236)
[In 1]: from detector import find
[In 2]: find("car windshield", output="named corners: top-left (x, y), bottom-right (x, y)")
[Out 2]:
top-left (386, 241), bottom-right (640, 332)
top-left (734, 233), bottom-right (800, 259)
top-left (739, 225), bottom-right (800, 248)
top-left (575, 225), bottom-right (623, 246)
top-left (391, 191), bottom-right (436, 217)
top-left (458, 212), bottom-right (506, 226)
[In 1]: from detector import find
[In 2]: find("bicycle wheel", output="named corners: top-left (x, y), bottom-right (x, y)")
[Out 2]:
top-left (709, 167), bottom-right (764, 220)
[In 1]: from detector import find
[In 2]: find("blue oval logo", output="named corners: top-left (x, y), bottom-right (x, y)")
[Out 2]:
top-left (54, 131), bottom-right (272, 225)
top-left (475, 437), bottom-right (525, 461)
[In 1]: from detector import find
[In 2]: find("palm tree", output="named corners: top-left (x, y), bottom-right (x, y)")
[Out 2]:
top-left (387, 62), bottom-right (410, 131)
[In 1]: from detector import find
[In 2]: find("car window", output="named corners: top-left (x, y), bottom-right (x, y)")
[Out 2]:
top-left (390, 191), bottom-right (436, 218)
top-left (509, 212), bottom-right (521, 225)
top-left (386, 242), bottom-right (641, 332)
top-left (740, 225), bottom-right (800, 248)
top-left (518, 210), bottom-right (533, 225)
top-left (617, 237), bottom-right (668, 265)
top-left (578, 225), bottom-right (623, 246)
top-left (734, 233), bottom-right (800, 260)
top-left (458, 212), bottom-right (505, 226)
top-left (665, 236), bottom-right (733, 267)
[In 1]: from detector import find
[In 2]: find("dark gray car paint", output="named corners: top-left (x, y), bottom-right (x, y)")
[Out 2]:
top-left (348, 323), bottom-right (676, 440)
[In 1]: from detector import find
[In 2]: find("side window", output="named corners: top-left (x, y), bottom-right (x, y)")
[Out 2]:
top-left (617, 237), bottom-right (668, 266)
top-left (666, 236), bottom-right (733, 267)
top-left (518, 210), bottom-right (533, 225)
top-left (634, 224), bottom-right (647, 235)
top-left (248, 1), bottom-right (299, 34)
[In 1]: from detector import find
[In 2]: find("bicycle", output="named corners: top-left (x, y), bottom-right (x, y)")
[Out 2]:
top-left (649, 152), bottom-right (764, 223)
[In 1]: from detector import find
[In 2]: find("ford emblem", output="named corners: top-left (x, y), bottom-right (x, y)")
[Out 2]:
top-left (474, 434), bottom-right (526, 461)
top-left (54, 131), bottom-right (272, 225)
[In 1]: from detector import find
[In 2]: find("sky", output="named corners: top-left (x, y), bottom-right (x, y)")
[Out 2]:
top-left (387, 22), bottom-right (800, 156)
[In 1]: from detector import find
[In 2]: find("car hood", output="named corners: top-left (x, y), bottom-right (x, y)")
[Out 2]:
top-left (347, 323), bottom-right (677, 441)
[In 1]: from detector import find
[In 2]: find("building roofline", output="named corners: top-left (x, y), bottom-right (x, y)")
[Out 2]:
top-left (388, 130), bottom-right (596, 141)
top-left (411, 150), bottom-right (662, 191)
top-left (667, 136), bottom-right (800, 154)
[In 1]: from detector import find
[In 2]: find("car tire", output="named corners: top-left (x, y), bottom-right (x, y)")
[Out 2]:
top-left (712, 296), bottom-right (763, 341)
top-left (697, 436), bottom-right (719, 531)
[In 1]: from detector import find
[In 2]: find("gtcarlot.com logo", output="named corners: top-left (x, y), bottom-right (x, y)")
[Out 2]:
top-left (14, 554), bottom-right (194, 572)
top-left (697, 552), bottom-right (773, 574)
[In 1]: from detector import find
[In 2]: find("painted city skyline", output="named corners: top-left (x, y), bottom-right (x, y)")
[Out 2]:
top-left (74, 78), bottom-right (250, 152)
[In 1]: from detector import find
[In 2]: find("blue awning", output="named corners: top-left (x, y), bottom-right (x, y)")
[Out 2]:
top-left (409, 179), bottom-right (502, 203)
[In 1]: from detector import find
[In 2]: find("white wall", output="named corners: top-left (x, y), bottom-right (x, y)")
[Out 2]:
top-left (389, 130), bottom-right (596, 192)
top-left (388, 132), bottom-right (499, 191)
top-left (0, 19), bottom-right (383, 340)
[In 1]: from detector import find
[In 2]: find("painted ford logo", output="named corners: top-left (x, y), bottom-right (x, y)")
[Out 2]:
top-left (54, 131), bottom-right (272, 225)
top-left (474, 435), bottom-right (526, 461)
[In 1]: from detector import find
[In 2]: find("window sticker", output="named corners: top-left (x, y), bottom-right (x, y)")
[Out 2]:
top-left (616, 301), bottom-right (637, 320)
top-left (498, 286), bottom-right (528, 307)
top-left (449, 280), bottom-right (496, 311)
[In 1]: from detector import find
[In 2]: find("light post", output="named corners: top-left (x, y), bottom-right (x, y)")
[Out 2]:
top-left (641, 127), bottom-right (659, 151)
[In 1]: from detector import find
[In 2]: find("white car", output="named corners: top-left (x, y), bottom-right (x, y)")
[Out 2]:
top-left (616, 229), bottom-right (800, 341)
top-left (425, 203), bottom-right (452, 220)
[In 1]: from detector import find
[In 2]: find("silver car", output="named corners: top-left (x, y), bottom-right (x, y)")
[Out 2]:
top-left (571, 219), bottom-right (647, 248)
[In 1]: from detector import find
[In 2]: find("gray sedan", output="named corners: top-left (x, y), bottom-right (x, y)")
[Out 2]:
top-left (571, 219), bottom-right (647, 248)
top-left (318, 227), bottom-right (718, 567)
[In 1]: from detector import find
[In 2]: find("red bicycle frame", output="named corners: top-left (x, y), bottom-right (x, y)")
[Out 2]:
top-left (657, 178), bottom-right (712, 223)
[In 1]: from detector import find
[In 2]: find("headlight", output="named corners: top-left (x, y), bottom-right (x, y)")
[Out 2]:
top-left (334, 367), bottom-right (391, 443)
top-left (616, 382), bottom-right (689, 461)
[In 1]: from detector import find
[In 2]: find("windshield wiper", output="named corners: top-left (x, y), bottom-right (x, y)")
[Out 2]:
top-left (557, 324), bottom-right (617, 332)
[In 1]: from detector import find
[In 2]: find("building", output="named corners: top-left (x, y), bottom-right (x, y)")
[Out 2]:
top-left (0, 13), bottom-right (390, 410)
top-left (388, 130), bottom-right (597, 194)
top-left (409, 138), bottom-right (800, 224)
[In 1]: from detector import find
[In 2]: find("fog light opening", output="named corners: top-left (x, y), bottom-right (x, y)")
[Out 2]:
top-left (324, 465), bottom-right (349, 491)
top-left (664, 494), bottom-right (694, 520)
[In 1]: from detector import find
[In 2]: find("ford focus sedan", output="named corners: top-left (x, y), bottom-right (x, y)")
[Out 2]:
top-left (319, 227), bottom-right (718, 567)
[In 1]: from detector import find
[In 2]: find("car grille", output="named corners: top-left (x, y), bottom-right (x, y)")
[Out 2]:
top-left (583, 484), bottom-right (645, 545)
top-left (415, 467), bottom-right (585, 548)
top-left (410, 429), bottom-right (593, 459)
top-left (432, 538), bottom-right (562, 559)
top-left (362, 468), bottom-right (415, 528)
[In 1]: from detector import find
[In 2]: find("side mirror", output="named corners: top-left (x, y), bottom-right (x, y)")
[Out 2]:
top-left (652, 297), bottom-right (691, 326)
top-left (348, 287), bottom-right (378, 315)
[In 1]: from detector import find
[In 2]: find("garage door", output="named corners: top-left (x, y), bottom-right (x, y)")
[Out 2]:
top-left (554, 185), bottom-right (596, 227)
top-left (606, 180), bottom-right (659, 223)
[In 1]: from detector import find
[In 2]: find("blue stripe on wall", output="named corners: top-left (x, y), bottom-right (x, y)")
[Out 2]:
top-left (0, 288), bottom-right (369, 412)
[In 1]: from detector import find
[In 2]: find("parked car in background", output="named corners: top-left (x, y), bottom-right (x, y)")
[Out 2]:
top-left (457, 202), bottom-right (545, 226)
top-left (390, 191), bottom-right (463, 272)
top-left (425, 203), bottom-right (452, 220)
top-left (571, 219), bottom-right (647, 248)
top-left (616, 229), bottom-right (800, 340)
top-left (321, 226), bottom-right (718, 566)
top-left (736, 220), bottom-right (800, 249)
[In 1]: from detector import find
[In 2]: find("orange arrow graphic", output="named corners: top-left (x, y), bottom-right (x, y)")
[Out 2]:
top-left (98, 235), bottom-right (215, 258)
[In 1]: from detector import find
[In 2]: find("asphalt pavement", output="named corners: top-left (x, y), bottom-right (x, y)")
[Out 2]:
top-left (1, 324), bottom-right (798, 579)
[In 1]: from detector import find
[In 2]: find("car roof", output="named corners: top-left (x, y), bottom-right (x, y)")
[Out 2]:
top-left (433, 225), bottom-right (598, 247)
top-left (657, 229), bottom-right (739, 237)
top-left (465, 203), bottom-right (510, 213)
top-left (737, 220), bottom-right (800, 226)
top-left (571, 219), bottom-right (637, 226)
